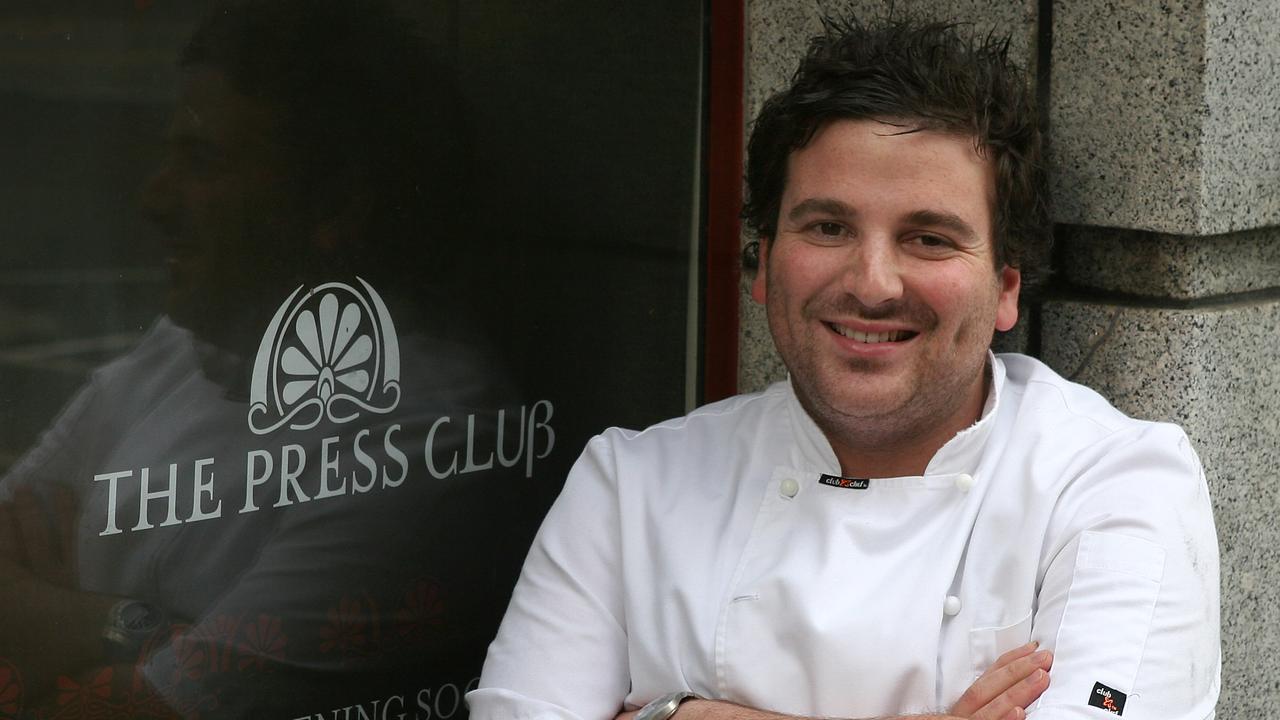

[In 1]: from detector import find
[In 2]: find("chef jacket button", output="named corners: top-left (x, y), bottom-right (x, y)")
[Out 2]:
top-left (954, 473), bottom-right (975, 492)
top-left (780, 478), bottom-right (800, 498)
top-left (944, 595), bottom-right (962, 616)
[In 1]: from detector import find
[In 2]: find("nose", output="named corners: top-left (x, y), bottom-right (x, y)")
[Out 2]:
top-left (841, 237), bottom-right (903, 308)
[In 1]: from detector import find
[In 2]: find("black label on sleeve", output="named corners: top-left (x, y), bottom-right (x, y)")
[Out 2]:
top-left (1088, 681), bottom-right (1127, 715)
top-left (817, 474), bottom-right (869, 490)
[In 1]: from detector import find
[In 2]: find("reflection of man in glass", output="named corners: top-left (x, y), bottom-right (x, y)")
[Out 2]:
top-left (144, 0), bottom-right (459, 365)
top-left (0, 1), bottom-right (527, 716)
top-left (143, 60), bottom-right (316, 355)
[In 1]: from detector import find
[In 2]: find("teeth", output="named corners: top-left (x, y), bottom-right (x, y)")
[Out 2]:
top-left (832, 325), bottom-right (905, 343)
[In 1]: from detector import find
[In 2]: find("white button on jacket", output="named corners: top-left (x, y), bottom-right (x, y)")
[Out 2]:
top-left (779, 477), bottom-right (800, 498)
top-left (944, 595), bottom-right (963, 616)
top-left (471, 354), bottom-right (1221, 720)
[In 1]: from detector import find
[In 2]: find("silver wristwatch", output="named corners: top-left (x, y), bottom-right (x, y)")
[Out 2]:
top-left (635, 691), bottom-right (698, 720)
top-left (103, 599), bottom-right (165, 663)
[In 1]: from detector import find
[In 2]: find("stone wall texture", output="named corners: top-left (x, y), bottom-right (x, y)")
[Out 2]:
top-left (740, 0), bottom-right (1280, 716)
top-left (1051, 0), bottom-right (1280, 234)
top-left (1059, 225), bottom-right (1280, 299)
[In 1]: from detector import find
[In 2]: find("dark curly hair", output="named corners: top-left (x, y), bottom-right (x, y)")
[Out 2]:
top-left (743, 14), bottom-right (1052, 294)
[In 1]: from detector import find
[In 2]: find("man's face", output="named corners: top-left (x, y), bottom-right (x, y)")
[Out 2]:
top-left (140, 66), bottom-right (312, 346)
top-left (752, 118), bottom-right (1019, 454)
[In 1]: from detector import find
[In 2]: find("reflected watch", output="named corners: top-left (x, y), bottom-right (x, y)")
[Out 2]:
top-left (103, 599), bottom-right (165, 663)
top-left (635, 691), bottom-right (698, 720)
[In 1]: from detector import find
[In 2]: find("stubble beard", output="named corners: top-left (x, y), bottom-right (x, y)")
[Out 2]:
top-left (776, 295), bottom-right (993, 464)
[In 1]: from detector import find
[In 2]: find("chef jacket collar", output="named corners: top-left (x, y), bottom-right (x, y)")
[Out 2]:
top-left (784, 352), bottom-right (1006, 479)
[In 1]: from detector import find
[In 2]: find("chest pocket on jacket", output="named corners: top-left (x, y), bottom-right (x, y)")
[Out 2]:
top-left (968, 610), bottom-right (1033, 680)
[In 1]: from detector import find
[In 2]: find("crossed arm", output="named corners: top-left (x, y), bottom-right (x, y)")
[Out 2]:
top-left (470, 424), bottom-right (1220, 720)
top-left (0, 487), bottom-right (134, 702)
top-left (615, 643), bottom-right (1053, 720)
top-left (472, 436), bottom-right (1055, 720)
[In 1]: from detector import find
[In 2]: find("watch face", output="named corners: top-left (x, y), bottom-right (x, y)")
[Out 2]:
top-left (119, 601), bottom-right (162, 631)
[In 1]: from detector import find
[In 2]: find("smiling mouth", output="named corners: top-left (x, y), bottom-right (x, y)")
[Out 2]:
top-left (826, 323), bottom-right (918, 343)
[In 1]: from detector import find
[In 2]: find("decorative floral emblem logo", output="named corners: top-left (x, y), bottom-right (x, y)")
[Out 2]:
top-left (248, 278), bottom-right (400, 434)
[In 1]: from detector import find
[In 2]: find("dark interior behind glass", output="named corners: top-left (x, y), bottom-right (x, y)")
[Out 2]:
top-left (0, 1), bottom-right (702, 716)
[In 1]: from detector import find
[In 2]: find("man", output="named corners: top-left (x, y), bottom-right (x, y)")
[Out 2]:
top-left (0, 1), bottom-right (536, 715)
top-left (469, 15), bottom-right (1220, 720)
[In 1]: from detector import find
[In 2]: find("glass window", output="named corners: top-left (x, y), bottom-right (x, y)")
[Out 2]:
top-left (0, 1), bottom-right (704, 716)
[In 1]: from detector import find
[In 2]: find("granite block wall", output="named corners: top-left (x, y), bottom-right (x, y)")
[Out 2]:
top-left (741, 0), bottom-right (1279, 717)
top-left (1058, 225), bottom-right (1280, 298)
top-left (1052, 0), bottom-right (1280, 234)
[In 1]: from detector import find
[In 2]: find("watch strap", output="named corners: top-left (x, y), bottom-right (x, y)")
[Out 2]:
top-left (102, 599), bottom-right (165, 664)
top-left (635, 691), bottom-right (697, 720)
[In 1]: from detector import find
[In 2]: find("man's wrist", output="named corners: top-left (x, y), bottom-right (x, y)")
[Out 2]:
top-left (638, 691), bottom-right (699, 720)
top-left (672, 699), bottom-right (712, 720)
top-left (673, 699), bottom-right (787, 720)
top-left (102, 598), bottom-right (166, 664)
top-left (670, 698), bottom-right (700, 719)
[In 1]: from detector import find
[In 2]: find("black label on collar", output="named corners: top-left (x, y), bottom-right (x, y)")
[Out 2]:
top-left (1088, 682), bottom-right (1126, 715)
top-left (818, 474), bottom-right (869, 490)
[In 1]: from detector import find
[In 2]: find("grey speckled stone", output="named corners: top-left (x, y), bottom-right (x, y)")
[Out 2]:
top-left (1041, 297), bottom-right (1280, 719)
top-left (1060, 225), bottom-right (1280, 299)
top-left (739, 277), bottom-right (787, 394)
top-left (1052, 0), bottom-right (1280, 234)
top-left (740, 0), bottom-right (1039, 390)
top-left (1200, 3), bottom-right (1280, 234)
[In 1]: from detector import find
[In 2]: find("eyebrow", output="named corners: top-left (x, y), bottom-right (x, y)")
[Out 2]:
top-left (905, 209), bottom-right (978, 242)
top-left (786, 197), bottom-right (857, 222)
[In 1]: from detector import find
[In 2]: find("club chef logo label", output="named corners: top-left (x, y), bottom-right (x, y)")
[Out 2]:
top-left (817, 473), bottom-right (869, 490)
top-left (92, 278), bottom-right (555, 537)
top-left (1088, 681), bottom-right (1127, 715)
top-left (248, 278), bottom-right (401, 435)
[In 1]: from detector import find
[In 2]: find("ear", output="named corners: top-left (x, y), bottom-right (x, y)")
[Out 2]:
top-left (750, 239), bottom-right (770, 305)
top-left (994, 266), bottom-right (1021, 332)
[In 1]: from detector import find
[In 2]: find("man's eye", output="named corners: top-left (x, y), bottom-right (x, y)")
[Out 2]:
top-left (815, 222), bottom-right (843, 236)
top-left (914, 234), bottom-right (950, 248)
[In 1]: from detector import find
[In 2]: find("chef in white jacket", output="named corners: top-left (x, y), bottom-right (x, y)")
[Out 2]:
top-left (469, 14), bottom-right (1220, 720)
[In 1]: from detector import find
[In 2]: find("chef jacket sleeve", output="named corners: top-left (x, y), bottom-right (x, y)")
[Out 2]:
top-left (1027, 423), bottom-right (1220, 720)
top-left (468, 433), bottom-right (629, 720)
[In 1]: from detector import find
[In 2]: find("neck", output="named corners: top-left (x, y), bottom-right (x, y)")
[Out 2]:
top-left (825, 370), bottom-right (991, 479)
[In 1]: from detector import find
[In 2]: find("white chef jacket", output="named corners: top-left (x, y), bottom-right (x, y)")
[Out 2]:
top-left (469, 353), bottom-right (1220, 720)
